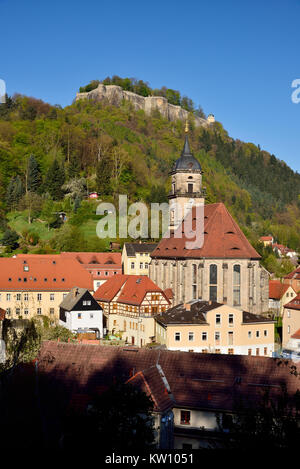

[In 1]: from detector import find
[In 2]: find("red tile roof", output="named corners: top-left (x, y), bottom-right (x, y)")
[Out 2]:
top-left (284, 266), bottom-right (300, 280)
top-left (164, 288), bottom-right (173, 300)
top-left (0, 257), bottom-right (93, 291)
top-left (269, 280), bottom-right (290, 299)
top-left (260, 236), bottom-right (273, 241)
top-left (291, 329), bottom-right (300, 340)
top-left (60, 252), bottom-right (121, 266)
top-left (284, 294), bottom-right (300, 311)
top-left (36, 341), bottom-right (300, 415)
top-left (94, 274), bottom-right (170, 306)
top-left (151, 203), bottom-right (260, 259)
top-left (0, 308), bottom-right (5, 320)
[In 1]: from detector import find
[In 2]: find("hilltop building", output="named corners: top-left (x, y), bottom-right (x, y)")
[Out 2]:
top-left (150, 131), bottom-right (269, 313)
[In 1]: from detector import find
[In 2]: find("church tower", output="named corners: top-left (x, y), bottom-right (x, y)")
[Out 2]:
top-left (168, 122), bottom-right (205, 229)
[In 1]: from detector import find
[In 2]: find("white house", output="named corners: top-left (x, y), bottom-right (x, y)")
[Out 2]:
top-left (59, 287), bottom-right (103, 338)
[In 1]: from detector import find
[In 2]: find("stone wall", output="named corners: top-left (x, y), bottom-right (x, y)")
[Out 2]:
top-left (76, 84), bottom-right (211, 128)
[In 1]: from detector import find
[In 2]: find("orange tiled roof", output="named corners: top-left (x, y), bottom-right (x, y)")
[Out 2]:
top-left (151, 203), bottom-right (260, 260)
top-left (94, 274), bottom-right (170, 306)
top-left (285, 266), bottom-right (300, 280)
top-left (260, 236), bottom-right (273, 241)
top-left (291, 328), bottom-right (300, 340)
top-left (284, 293), bottom-right (300, 311)
top-left (0, 257), bottom-right (93, 291)
top-left (269, 280), bottom-right (290, 299)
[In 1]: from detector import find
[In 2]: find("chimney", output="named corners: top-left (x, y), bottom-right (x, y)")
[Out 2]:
top-left (73, 287), bottom-right (79, 297)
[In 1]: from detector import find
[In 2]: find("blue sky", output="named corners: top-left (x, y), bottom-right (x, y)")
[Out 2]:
top-left (1, 0), bottom-right (300, 171)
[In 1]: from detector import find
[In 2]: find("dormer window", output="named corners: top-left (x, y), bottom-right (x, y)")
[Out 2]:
top-left (24, 265), bottom-right (29, 271)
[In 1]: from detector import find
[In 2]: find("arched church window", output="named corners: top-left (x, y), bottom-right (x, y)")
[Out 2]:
top-left (209, 264), bottom-right (217, 301)
top-left (233, 264), bottom-right (241, 306)
top-left (192, 264), bottom-right (197, 299)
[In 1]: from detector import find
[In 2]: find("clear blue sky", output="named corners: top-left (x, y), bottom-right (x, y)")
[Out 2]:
top-left (1, 0), bottom-right (300, 171)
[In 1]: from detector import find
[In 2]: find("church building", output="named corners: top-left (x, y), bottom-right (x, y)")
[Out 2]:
top-left (149, 127), bottom-right (269, 314)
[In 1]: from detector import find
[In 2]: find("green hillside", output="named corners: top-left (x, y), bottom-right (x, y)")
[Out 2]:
top-left (0, 84), bottom-right (299, 276)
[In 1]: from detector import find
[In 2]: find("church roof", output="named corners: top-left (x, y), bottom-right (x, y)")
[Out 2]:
top-left (172, 134), bottom-right (202, 172)
top-left (151, 202), bottom-right (261, 260)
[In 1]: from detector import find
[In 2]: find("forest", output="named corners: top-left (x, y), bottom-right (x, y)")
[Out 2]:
top-left (0, 79), bottom-right (299, 276)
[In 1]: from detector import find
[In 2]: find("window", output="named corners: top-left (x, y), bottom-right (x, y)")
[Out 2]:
top-left (37, 308), bottom-right (42, 315)
top-left (50, 308), bottom-right (54, 315)
top-left (37, 293), bottom-right (42, 301)
top-left (140, 263), bottom-right (143, 269)
top-left (202, 349), bottom-right (208, 354)
top-left (151, 306), bottom-right (158, 314)
top-left (188, 332), bottom-right (194, 341)
top-left (187, 183), bottom-right (193, 193)
top-left (202, 332), bottom-right (207, 341)
top-left (16, 293), bottom-right (21, 301)
top-left (131, 262), bottom-right (135, 269)
top-left (105, 272), bottom-right (108, 276)
top-left (192, 264), bottom-right (197, 299)
top-left (215, 332), bottom-right (220, 343)
top-left (248, 331), bottom-right (252, 339)
top-left (16, 308), bottom-right (20, 315)
top-left (24, 309), bottom-right (28, 315)
top-left (256, 330), bottom-right (260, 338)
top-left (78, 313), bottom-right (82, 319)
top-left (83, 300), bottom-right (91, 306)
top-left (145, 263), bottom-right (148, 269)
top-left (228, 331), bottom-right (233, 345)
top-left (248, 349), bottom-right (252, 356)
top-left (90, 313), bottom-right (94, 319)
top-left (288, 325), bottom-right (290, 334)
top-left (228, 348), bottom-right (234, 355)
top-left (264, 330), bottom-right (268, 337)
top-left (229, 314), bottom-right (234, 325)
top-left (24, 293), bottom-right (28, 301)
top-left (233, 265), bottom-right (241, 306)
top-left (50, 293), bottom-right (54, 301)
top-left (209, 264), bottom-right (217, 301)
top-left (216, 314), bottom-right (221, 325)
top-left (215, 349), bottom-right (221, 354)
top-left (24, 265), bottom-right (29, 271)
top-left (287, 310), bottom-right (291, 318)
top-left (256, 348), bottom-right (260, 356)
top-left (175, 332), bottom-right (181, 341)
top-left (6, 294), bottom-right (11, 301)
top-left (264, 347), bottom-right (267, 356)
top-left (6, 308), bottom-right (11, 315)
top-left (63, 293), bottom-right (67, 299)
top-left (180, 410), bottom-right (191, 425)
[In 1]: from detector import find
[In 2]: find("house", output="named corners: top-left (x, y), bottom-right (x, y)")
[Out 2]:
top-left (94, 274), bottom-right (171, 346)
top-left (59, 287), bottom-right (103, 339)
top-left (155, 300), bottom-right (275, 357)
top-left (268, 280), bottom-right (296, 316)
top-left (283, 293), bottom-right (300, 349)
top-left (60, 252), bottom-right (122, 290)
top-left (0, 256), bottom-right (93, 323)
top-left (273, 243), bottom-right (298, 259)
top-left (259, 236), bottom-right (274, 247)
top-left (150, 131), bottom-right (269, 314)
top-left (16, 252), bottom-right (122, 291)
top-left (122, 242), bottom-right (157, 276)
top-left (283, 266), bottom-right (300, 293)
top-left (14, 341), bottom-right (298, 450)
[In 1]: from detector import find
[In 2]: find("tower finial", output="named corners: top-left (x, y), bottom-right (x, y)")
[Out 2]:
top-left (185, 119), bottom-right (189, 133)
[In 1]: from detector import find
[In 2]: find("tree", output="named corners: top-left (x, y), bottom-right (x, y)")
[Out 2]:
top-left (62, 382), bottom-right (155, 451)
top-left (1, 228), bottom-right (19, 250)
top-left (26, 155), bottom-right (41, 193)
top-left (63, 177), bottom-right (86, 201)
top-left (96, 155), bottom-right (112, 195)
top-left (44, 159), bottom-right (65, 200)
top-left (19, 191), bottom-right (43, 224)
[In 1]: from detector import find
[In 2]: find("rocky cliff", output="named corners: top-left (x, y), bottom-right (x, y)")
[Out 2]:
top-left (75, 84), bottom-right (214, 127)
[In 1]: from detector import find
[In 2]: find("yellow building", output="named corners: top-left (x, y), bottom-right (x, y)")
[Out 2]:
top-left (155, 300), bottom-right (275, 356)
top-left (122, 242), bottom-right (157, 276)
top-left (0, 256), bottom-right (93, 324)
top-left (283, 293), bottom-right (300, 348)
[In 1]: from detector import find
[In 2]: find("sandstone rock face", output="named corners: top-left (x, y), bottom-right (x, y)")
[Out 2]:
top-left (75, 84), bottom-right (211, 127)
